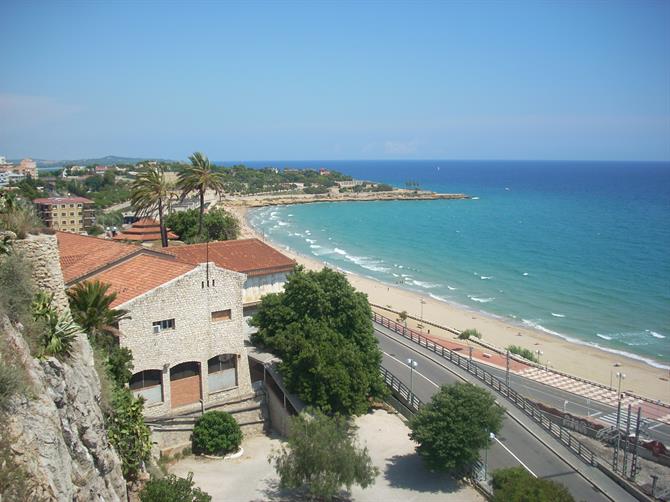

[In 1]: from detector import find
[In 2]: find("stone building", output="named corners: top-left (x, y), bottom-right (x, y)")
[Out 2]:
top-left (55, 232), bottom-right (294, 418)
top-left (33, 196), bottom-right (96, 233)
top-left (89, 254), bottom-right (252, 417)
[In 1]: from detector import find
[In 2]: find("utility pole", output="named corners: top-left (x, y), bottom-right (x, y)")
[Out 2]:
top-left (630, 407), bottom-right (642, 481)
top-left (613, 399), bottom-right (621, 472)
top-left (406, 358), bottom-right (417, 395)
top-left (622, 403), bottom-right (632, 476)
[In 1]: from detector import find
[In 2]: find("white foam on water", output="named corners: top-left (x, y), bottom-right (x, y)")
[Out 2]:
top-left (333, 248), bottom-right (347, 255)
top-left (648, 330), bottom-right (666, 339)
top-left (551, 313), bottom-right (566, 318)
top-left (468, 295), bottom-right (495, 303)
top-left (277, 221), bottom-right (288, 226)
top-left (522, 272), bottom-right (529, 276)
top-left (305, 238), bottom-right (316, 244)
top-left (410, 280), bottom-right (441, 289)
top-left (472, 197), bottom-right (480, 200)
top-left (309, 244), bottom-right (321, 249)
top-left (429, 293), bottom-right (449, 302)
top-left (480, 275), bottom-right (493, 280)
top-left (447, 285), bottom-right (457, 291)
top-left (596, 333), bottom-right (613, 341)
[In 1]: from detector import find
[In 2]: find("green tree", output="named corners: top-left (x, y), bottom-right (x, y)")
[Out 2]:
top-left (270, 409), bottom-right (378, 501)
top-left (131, 164), bottom-right (173, 247)
top-left (192, 411), bottom-right (242, 456)
top-left (177, 152), bottom-right (225, 234)
top-left (140, 473), bottom-right (211, 502)
top-left (107, 387), bottom-right (152, 480)
top-left (165, 208), bottom-right (239, 243)
top-left (67, 280), bottom-right (128, 342)
top-left (251, 267), bottom-right (386, 415)
top-left (409, 382), bottom-right (504, 474)
top-left (492, 467), bottom-right (574, 502)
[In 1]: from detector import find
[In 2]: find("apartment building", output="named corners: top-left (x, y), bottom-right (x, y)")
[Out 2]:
top-left (33, 196), bottom-right (96, 233)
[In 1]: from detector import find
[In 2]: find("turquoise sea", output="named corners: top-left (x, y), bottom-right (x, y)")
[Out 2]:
top-left (244, 161), bottom-right (670, 368)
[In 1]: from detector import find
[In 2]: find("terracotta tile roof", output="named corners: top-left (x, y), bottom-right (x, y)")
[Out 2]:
top-left (166, 239), bottom-right (295, 277)
top-left (34, 196), bottom-right (94, 205)
top-left (57, 232), bottom-right (142, 283)
top-left (112, 219), bottom-right (178, 241)
top-left (89, 254), bottom-right (195, 307)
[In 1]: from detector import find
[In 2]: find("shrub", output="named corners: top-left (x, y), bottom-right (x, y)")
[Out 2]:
top-left (107, 387), bottom-right (152, 480)
top-left (0, 361), bottom-right (24, 412)
top-left (192, 411), bottom-right (242, 455)
top-left (507, 345), bottom-right (539, 363)
top-left (458, 328), bottom-right (482, 341)
top-left (0, 203), bottom-right (42, 238)
top-left (139, 472), bottom-right (211, 502)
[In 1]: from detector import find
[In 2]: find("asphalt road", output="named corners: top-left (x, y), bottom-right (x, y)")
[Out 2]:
top-left (376, 327), bottom-right (636, 502)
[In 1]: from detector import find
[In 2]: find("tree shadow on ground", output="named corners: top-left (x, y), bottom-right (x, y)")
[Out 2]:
top-left (254, 479), bottom-right (353, 502)
top-left (384, 453), bottom-right (462, 493)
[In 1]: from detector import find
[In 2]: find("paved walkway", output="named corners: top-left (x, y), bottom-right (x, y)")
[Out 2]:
top-left (170, 410), bottom-right (483, 501)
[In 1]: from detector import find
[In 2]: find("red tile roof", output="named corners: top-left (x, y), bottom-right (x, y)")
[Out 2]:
top-left (166, 239), bottom-right (295, 277)
top-left (112, 219), bottom-right (178, 242)
top-left (34, 197), bottom-right (93, 205)
top-left (90, 254), bottom-right (195, 307)
top-left (57, 232), bottom-right (142, 283)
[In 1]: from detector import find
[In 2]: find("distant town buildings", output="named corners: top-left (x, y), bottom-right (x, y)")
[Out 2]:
top-left (33, 196), bottom-right (95, 233)
top-left (0, 156), bottom-right (37, 181)
top-left (319, 168), bottom-right (331, 176)
top-left (0, 171), bottom-right (26, 187)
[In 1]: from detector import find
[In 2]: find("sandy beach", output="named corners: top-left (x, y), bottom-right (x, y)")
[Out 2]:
top-left (227, 205), bottom-right (670, 403)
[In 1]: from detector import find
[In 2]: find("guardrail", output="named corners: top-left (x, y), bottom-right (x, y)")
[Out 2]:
top-left (379, 365), bottom-right (423, 412)
top-left (371, 303), bottom-right (670, 414)
top-left (373, 311), bottom-right (598, 467)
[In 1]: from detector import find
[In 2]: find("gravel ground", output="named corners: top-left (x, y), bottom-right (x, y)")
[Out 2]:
top-left (170, 409), bottom-right (483, 501)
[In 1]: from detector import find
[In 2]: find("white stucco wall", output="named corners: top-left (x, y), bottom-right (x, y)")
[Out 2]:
top-left (117, 263), bottom-right (253, 417)
top-left (243, 272), bottom-right (289, 305)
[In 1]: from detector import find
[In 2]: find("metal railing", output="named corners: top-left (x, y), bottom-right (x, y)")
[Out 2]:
top-left (373, 311), bottom-right (598, 467)
top-left (379, 365), bottom-right (423, 412)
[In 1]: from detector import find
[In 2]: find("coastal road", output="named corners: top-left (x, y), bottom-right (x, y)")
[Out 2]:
top-left (375, 326), bottom-right (636, 502)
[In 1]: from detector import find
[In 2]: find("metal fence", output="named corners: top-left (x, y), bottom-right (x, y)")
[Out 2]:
top-left (379, 365), bottom-right (423, 412)
top-left (373, 311), bottom-right (598, 467)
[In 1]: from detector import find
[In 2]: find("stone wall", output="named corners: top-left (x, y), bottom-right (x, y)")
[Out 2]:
top-left (2, 233), bottom-right (127, 501)
top-left (118, 263), bottom-right (254, 418)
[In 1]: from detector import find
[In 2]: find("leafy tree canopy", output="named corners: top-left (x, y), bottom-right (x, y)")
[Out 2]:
top-left (409, 382), bottom-right (505, 474)
top-left (492, 467), bottom-right (574, 502)
top-left (140, 473), bottom-right (211, 502)
top-left (252, 267), bottom-right (386, 415)
top-left (270, 408), bottom-right (378, 501)
top-left (165, 208), bottom-right (239, 244)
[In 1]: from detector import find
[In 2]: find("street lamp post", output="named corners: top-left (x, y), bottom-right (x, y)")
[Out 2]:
top-left (420, 298), bottom-right (426, 320)
top-left (484, 432), bottom-right (495, 480)
top-left (407, 358), bottom-right (418, 395)
top-left (616, 371), bottom-right (626, 399)
top-left (535, 349), bottom-right (543, 364)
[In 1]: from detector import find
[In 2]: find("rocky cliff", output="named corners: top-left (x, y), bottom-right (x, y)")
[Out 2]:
top-left (1, 234), bottom-right (127, 501)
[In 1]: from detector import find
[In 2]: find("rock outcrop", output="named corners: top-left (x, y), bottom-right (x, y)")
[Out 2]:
top-left (2, 234), bottom-right (127, 501)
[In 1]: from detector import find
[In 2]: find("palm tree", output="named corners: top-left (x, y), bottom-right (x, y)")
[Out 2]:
top-left (131, 164), bottom-right (173, 247)
top-left (67, 280), bottom-right (129, 348)
top-left (177, 152), bottom-right (225, 235)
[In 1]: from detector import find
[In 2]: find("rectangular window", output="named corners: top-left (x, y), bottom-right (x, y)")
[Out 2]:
top-left (152, 318), bottom-right (175, 332)
top-left (208, 355), bottom-right (237, 392)
top-left (211, 309), bottom-right (231, 321)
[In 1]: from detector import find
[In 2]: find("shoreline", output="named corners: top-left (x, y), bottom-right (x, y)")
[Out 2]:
top-left (228, 204), bottom-right (670, 402)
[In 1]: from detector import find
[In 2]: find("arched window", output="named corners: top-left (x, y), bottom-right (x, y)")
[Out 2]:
top-left (208, 354), bottom-right (237, 393)
top-left (130, 370), bottom-right (163, 404)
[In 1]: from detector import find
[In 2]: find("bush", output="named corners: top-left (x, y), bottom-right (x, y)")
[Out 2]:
top-left (0, 202), bottom-right (42, 239)
top-left (507, 345), bottom-right (539, 363)
top-left (107, 387), bottom-right (152, 480)
top-left (192, 411), bottom-right (242, 456)
top-left (139, 472), bottom-right (211, 502)
top-left (409, 382), bottom-right (505, 474)
top-left (31, 291), bottom-right (79, 359)
top-left (458, 328), bottom-right (481, 341)
top-left (492, 467), bottom-right (574, 501)
top-left (165, 208), bottom-right (240, 243)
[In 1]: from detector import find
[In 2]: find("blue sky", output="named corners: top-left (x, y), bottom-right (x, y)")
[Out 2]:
top-left (1, 1), bottom-right (669, 161)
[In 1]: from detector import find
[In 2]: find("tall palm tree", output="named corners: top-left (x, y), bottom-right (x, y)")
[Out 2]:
top-left (177, 152), bottom-right (225, 235)
top-left (67, 280), bottom-right (129, 348)
top-left (130, 164), bottom-right (173, 247)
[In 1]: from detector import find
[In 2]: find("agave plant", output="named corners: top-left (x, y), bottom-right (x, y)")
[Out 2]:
top-left (32, 291), bottom-right (79, 359)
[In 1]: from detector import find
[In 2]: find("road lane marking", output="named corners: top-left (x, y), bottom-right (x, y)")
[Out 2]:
top-left (383, 352), bottom-right (440, 389)
top-left (492, 437), bottom-right (538, 478)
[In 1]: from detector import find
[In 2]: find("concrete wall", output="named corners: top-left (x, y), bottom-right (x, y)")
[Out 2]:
top-left (243, 272), bottom-right (289, 305)
top-left (118, 263), bottom-right (253, 418)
